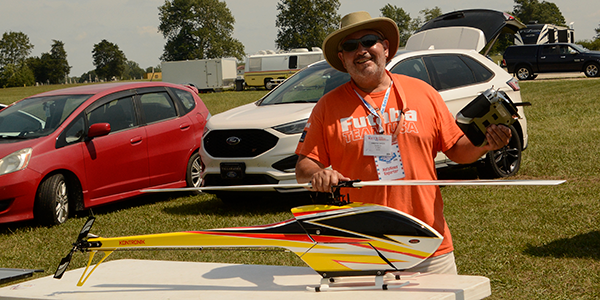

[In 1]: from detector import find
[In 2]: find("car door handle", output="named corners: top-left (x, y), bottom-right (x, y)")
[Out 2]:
top-left (180, 123), bottom-right (191, 130)
top-left (130, 136), bottom-right (143, 145)
top-left (540, 56), bottom-right (546, 59)
top-left (560, 56), bottom-right (566, 59)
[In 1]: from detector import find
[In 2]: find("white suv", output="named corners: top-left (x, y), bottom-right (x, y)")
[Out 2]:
top-left (200, 9), bottom-right (528, 200)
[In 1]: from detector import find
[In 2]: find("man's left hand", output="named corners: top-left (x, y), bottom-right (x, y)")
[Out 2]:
top-left (482, 124), bottom-right (512, 151)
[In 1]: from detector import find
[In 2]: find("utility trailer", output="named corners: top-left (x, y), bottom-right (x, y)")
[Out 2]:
top-left (162, 58), bottom-right (237, 91)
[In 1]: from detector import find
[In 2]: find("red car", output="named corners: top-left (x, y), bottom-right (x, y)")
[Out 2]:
top-left (0, 82), bottom-right (210, 225)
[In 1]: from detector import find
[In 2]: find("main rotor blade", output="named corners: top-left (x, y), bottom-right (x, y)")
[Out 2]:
top-left (142, 179), bottom-right (565, 193)
top-left (141, 183), bottom-right (310, 193)
top-left (354, 179), bottom-right (566, 187)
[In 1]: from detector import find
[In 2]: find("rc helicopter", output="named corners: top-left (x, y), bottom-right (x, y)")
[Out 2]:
top-left (53, 179), bottom-right (564, 292)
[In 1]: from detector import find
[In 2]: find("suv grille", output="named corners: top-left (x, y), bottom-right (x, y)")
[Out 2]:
top-left (204, 129), bottom-right (278, 158)
top-left (204, 174), bottom-right (278, 186)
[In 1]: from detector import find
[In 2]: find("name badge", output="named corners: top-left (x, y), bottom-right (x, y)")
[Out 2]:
top-left (363, 134), bottom-right (392, 156)
top-left (375, 141), bottom-right (405, 180)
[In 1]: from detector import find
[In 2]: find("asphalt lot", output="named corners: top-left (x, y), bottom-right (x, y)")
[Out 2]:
top-left (504, 70), bottom-right (589, 81)
top-left (533, 72), bottom-right (587, 80)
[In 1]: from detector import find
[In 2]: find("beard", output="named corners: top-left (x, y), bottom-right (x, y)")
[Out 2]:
top-left (344, 51), bottom-right (387, 89)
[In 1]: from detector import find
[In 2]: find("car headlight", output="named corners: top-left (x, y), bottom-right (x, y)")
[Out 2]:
top-left (0, 148), bottom-right (33, 176)
top-left (272, 119), bottom-right (308, 135)
top-left (202, 126), bottom-right (210, 138)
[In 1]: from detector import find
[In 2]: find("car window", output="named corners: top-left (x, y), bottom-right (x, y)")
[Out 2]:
top-left (259, 62), bottom-right (350, 105)
top-left (248, 57), bottom-right (261, 71)
top-left (87, 97), bottom-right (136, 132)
top-left (571, 44), bottom-right (587, 52)
top-left (542, 45), bottom-right (560, 55)
top-left (172, 88), bottom-right (196, 113)
top-left (428, 55), bottom-right (476, 91)
top-left (289, 55), bottom-right (298, 69)
top-left (56, 114), bottom-right (85, 148)
top-left (0, 95), bottom-right (89, 138)
top-left (139, 92), bottom-right (177, 123)
top-left (389, 57), bottom-right (432, 85)
top-left (567, 46), bottom-right (577, 54)
top-left (460, 55), bottom-right (494, 82)
top-left (65, 115), bottom-right (85, 143)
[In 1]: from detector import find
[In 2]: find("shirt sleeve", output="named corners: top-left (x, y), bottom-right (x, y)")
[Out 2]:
top-left (430, 86), bottom-right (464, 153)
top-left (295, 98), bottom-right (331, 167)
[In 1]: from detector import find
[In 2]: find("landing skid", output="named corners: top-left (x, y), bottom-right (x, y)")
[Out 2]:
top-left (308, 272), bottom-right (421, 292)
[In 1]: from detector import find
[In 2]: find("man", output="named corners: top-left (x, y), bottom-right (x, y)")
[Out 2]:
top-left (295, 11), bottom-right (511, 274)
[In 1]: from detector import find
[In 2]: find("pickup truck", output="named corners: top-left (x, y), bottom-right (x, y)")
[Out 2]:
top-left (503, 43), bottom-right (600, 80)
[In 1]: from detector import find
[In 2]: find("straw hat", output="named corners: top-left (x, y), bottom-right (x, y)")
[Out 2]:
top-left (323, 11), bottom-right (399, 72)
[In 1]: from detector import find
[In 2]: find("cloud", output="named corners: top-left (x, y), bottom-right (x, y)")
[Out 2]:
top-left (137, 26), bottom-right (160, 37)
top-left (75, 32), bottom-right (88, 41)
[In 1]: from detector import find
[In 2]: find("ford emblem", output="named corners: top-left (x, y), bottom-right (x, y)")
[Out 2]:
top-left (226, 136), bottom-right (241, 145)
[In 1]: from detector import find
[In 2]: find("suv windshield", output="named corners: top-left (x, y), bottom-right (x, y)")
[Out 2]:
top-left (258, 61), bottom-right (350, 106)
top-left (0, 95), bottom-right (90, 139)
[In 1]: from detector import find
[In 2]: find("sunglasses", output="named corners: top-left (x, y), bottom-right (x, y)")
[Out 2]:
top-left (340, 34), bottom-right (383, 52)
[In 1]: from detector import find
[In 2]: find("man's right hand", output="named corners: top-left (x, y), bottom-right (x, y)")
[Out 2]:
top-left (307, 169), bottom-right (351, 193)
top-left (295, 155), bottom-right (351, 193)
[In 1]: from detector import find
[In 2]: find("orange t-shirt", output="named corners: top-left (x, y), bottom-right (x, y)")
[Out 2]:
top-left (295, 72), bottom-right (464, 257)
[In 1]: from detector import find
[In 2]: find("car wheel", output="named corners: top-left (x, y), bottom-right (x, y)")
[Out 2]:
top-left (264, 78), bottom-right (275, 90)
top-left (477, 126), bottom-right (522, 179)
top-left (515, 65), bottom-right (533, 80)
top-left (186, 152), bottom-right (203, 189)
top-left (584, 62), bottom-right (599, 77)
top-left (35, 174), bottom-right (70, 226)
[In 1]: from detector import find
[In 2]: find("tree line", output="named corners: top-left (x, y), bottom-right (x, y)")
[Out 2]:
top-left (0, 33), bottom-right (160, 88)
top-left (273, 0), bottom-right (599, 53)
top-left (1, 0), bottom-right (599, 88)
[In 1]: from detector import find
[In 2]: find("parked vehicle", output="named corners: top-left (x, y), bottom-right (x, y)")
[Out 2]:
top-left (514, 23), bottom-right (574, 45)
top-left (503, 43), bottom-right (600, 80)
top-left (415, 9), bottom-right (525, 57)
top-left (0, 82), bottom-right (210, 225)
top-left (162, 58), bottom-right (237, 91)
top-left (199, 10), bottom-right (529, 201)
top-left (244, 48), bottom-right (323, 90)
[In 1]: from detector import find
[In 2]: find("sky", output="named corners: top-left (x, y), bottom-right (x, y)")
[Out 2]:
top-left (0, 0), bottom-right (598, 76)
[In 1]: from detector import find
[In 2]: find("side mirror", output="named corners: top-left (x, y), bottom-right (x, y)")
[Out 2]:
top-left (87, 123), bottom-right (111, 140)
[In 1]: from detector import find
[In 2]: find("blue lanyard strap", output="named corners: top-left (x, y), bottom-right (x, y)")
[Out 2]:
top-left (353, 81), bottom-right (392, 134)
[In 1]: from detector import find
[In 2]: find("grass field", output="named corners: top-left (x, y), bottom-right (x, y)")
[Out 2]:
top-left (0, 83), bottom-right (267, 115)
top-left (1, 79), bottom-right (599, 299)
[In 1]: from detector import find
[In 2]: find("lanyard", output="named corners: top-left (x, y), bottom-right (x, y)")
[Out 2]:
top-left (353, 81), bottom-right (392, 134)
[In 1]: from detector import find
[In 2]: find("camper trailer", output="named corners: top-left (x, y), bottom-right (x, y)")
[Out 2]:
top-left (514, 23), bottom-right (574, 45)
top-left (243, 48), bottom-right (323, 89)
top-left (162, 58), bottom-right (237, 91)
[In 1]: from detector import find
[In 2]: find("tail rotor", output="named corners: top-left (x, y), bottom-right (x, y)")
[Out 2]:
top-left (54, 216), bottom-right (96, 279)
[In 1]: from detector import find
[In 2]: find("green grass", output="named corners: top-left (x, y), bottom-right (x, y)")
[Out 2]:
top-left (447, 78), bottom-right (600, 299)
top-left (0, 82), bottom-right (268, 114)
top-left (0, 84), bottom-right (89, 105)
top-left (199, 90), bottom-right (267, 114)
top-left (1, 79), bottom-right (600, 299)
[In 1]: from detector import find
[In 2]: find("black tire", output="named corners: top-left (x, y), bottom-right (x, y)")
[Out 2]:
top-left (584, 62), bottom-right (599, 77)
top-left (186, 152), bottom-right (202, 189)
top-left (264, 78), bottom-right (274, 90)
top-left (35, 174), bottom-right (70, 226)
top-left (515, 65), bottom-right (533, 80)
top-left (477, 126), bottom-right (522, 179)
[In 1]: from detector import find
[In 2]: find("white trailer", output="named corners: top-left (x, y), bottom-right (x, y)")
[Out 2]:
top-left (161, 58), bottom-right (238, 91)
top-left (514, 23), bottom-right (574, 45)
top-left (244, 48), bottom-right (323, 90)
